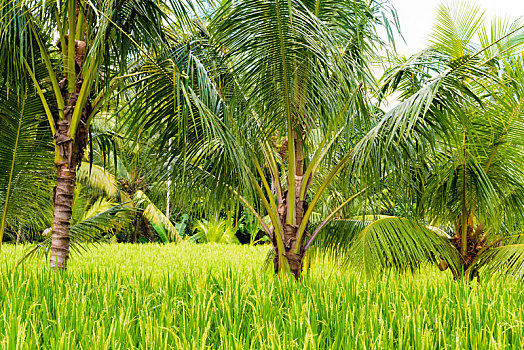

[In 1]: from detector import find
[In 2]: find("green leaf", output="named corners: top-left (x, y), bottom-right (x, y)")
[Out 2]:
top-left (346, 217), bottom-right (461, 275)
top-left (134, 190), bottom-right (181, 243)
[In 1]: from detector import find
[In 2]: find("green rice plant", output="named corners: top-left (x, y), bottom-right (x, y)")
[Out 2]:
top-left (0, 243), bottom-right (523, 349)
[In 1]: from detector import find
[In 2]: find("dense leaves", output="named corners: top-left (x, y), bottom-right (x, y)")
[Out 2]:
top-left (2, 0), bottom-right (524, 279)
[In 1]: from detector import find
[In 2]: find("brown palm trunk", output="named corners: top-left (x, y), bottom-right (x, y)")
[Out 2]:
top-left (447, 218), bottom-right (485, 280)
top-left (273, 133), bottom-right (308, 279)
top-left (274, 211), bottom-right (307, 279)
top-left (49, 97), bottom-right (88, 270)
top-left (48, 2), bottom-right (89, 270)
top-left (50, 164), bottom-right (76, 269)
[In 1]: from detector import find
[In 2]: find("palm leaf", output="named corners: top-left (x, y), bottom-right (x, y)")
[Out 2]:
top-left (17, 202), bottom-right (133, 263)
top-left (134, 190), bottom-right (181, 243)
top-left (76, 162), bottom-right (119, 198)
top-left (346, 217), bottom-right (461, 275)
top-left (194, 218), bottom-right (240, 244)
top-left (468, 234), bottom-right (524, 278)
top-left (0, 86), bottom-right (54, 243)
top-left (430, 1), bottom-right (485, 58)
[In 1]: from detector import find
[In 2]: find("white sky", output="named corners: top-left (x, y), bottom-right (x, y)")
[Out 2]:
top-left (390, 0), bottom-right (524, 55)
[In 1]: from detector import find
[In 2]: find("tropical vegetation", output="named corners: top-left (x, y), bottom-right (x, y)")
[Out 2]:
top-left (3, 0), bottom-right (524, 346)
top-left (2, 0), bottom-right (524, 279)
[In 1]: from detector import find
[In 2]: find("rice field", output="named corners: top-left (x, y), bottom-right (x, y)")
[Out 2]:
top-left (0, 243), bottom-right (523, 349)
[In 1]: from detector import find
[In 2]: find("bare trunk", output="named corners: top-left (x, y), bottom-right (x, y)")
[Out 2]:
top-left (273, 206), bottom-right (308, 279)
top-left (166, 139), bottom-right (172, 219)
top-left (49, 93), bottom-right (88, 269)
top-left (15, 224), bottom-right (22, 244)
top-left (140, 215), bottom-right (153, 242)
top-left (133, 215), bottom-right (140, 243)
top-left (50, 164), bottom-right (76, 270)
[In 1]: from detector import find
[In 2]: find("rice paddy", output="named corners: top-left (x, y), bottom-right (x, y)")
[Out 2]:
top-left (0, 243), bottom-right (523, 349)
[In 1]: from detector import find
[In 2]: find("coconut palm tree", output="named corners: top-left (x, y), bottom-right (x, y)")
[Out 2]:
top-left (342, 2), bottom-right (524, 279)
top-left (82, 114), bottom-right (184, 243)
top-left (0, 79), bottom-right (134, 250)
top-left (113, 137), bottom-right (183, 244)
top-left (125, 0), bottom-right (401, 278)
top-left (0, 0), bottom-right (193, 269)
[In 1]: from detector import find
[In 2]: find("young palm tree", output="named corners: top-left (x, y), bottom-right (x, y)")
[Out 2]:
top-left (0, 0), bottom-right (192, 269)
top-left (111, 136), bottom-right (183, 243)
top-left (345, 2), bottom-right (524, 279)
top-left (126, 0), bottom-right (399, 278)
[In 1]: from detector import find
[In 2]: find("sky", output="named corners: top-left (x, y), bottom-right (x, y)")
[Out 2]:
top-left (390, 0), bottom-right (524, 55)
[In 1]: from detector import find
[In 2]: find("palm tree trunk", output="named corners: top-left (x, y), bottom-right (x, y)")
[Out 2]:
top-left (133, 214), bottom-right (140, 243)
top-left (50, 164), bottom-right (76, 270)
top-left (49, 1), bottom-right (90, 270)
top-left (273, 133), bottom-right (308, 279)
top-left (450, 216), bottom-right (485, 280)
top-left (274, 213), bottom-right (307, 279)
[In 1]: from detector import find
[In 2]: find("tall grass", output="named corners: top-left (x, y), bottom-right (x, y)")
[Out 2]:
top-left (0, 243), bottom-right (523, 349)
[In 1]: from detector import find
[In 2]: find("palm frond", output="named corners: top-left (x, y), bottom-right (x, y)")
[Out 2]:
top-left (18, 202), bottom-right (133, 263)
top-left (468, 234), bottom-right (524, 278)
top-left (76, 162), bottom-right (119, 199)
top-left (0, 86), bottom-right (54, 242)
top-left (134, 190), bottom-right (181, 243)
top-left (194, 218), bottom-right (240, 244)
top-left (346, 217), bottom-right (461, 275)
top-left (430, 1), bottom-right (485, 58)
top-left (0, 0), bottom-right (55, 89)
